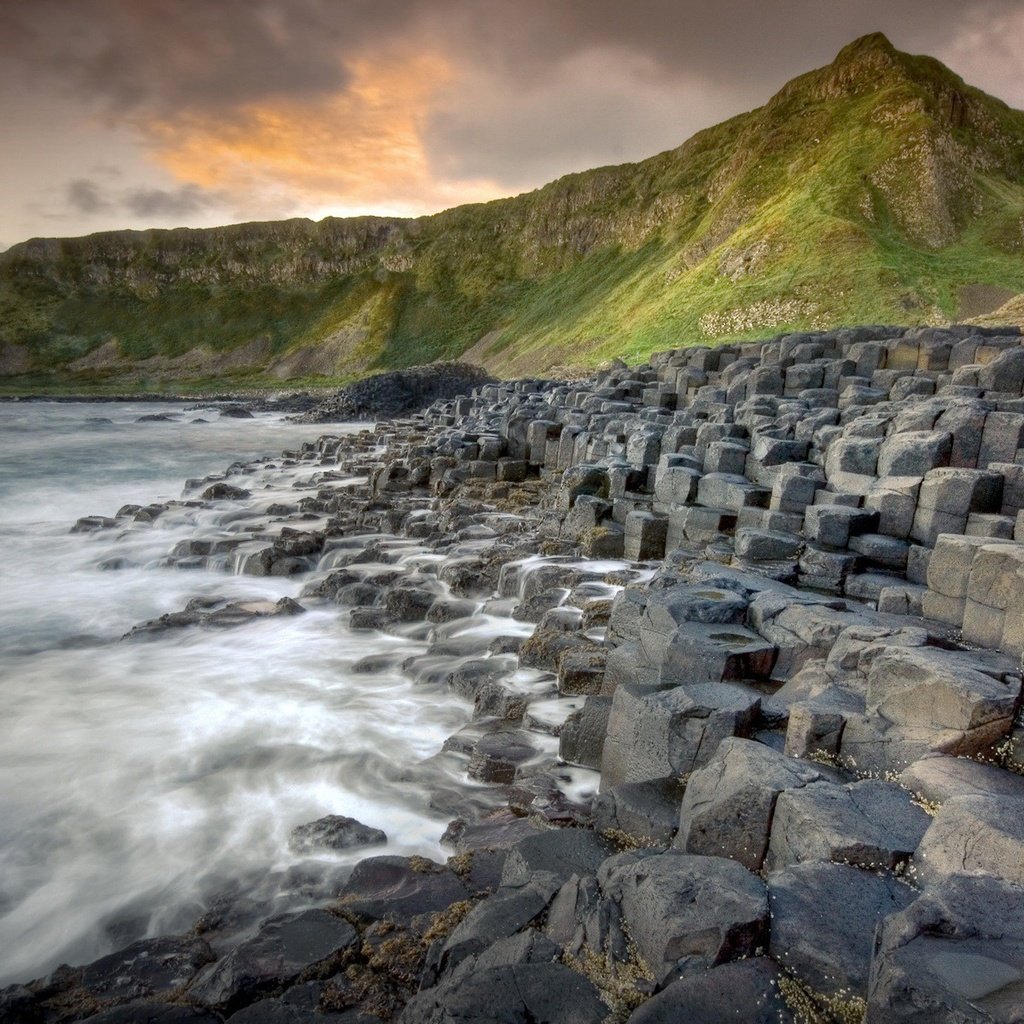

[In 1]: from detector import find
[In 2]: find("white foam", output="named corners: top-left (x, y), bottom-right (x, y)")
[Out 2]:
top-left (0, 404), bottom-right (468, 984)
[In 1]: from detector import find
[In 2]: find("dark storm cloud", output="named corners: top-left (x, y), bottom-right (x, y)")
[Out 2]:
top-left (63, 177), bottom-right (220, 220)
top-left (66, 179), bottom-right (112, 214)
top-left (4, 0), bottom-right (1020, 120)
top-left (1, 0), bottom-right (360, 114)
top-left (123, 184), bottom-right (219, 217)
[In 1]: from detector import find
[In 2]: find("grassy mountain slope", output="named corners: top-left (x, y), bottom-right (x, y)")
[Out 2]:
top-left (2, 32), bottom-right (1023, 390)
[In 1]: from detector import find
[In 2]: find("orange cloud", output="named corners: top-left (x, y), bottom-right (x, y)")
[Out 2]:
top-left (143, 49), bottom-right (509, 218)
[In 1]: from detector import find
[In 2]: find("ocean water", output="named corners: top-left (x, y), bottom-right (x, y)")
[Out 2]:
top-left (0, 402), bottom-right (473, 984)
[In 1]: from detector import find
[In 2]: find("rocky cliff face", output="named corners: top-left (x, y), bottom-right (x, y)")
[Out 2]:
top-left (3, 33), bottom-right (1024, 387)
top-left (4, 217), bottom-right (405, 287)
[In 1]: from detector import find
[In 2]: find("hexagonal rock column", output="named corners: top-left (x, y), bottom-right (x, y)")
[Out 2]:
top-left (600, 681), bottom-right (760, 788)
top-left (597, 850), bottom-right (768, 987)
top-left (674, 737), bottom-right (831, 870)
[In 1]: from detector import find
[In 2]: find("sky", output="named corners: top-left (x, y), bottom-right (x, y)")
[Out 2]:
top-left (2, 0), bottom-right (1023, 251)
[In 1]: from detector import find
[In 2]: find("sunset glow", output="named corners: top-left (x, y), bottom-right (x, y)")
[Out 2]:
top-left (146, 50), bottom-right (507, 218)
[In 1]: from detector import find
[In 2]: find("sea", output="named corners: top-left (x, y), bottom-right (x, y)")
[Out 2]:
top-left (0, 401), bottom-right (476, 984)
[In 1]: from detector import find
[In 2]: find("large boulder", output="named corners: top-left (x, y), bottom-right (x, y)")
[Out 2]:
top-left (187, 910), bottom-right (358, 1015)
top-left (429, 881), bottom-right (558, 979)
top-left (298, 363), bottom-right (495, 422)
top-left (334, 856), bottom-right (469, 926)
top-left (674, 737), bottom-right (831, 870)
top-left (747, 593), bottom-right (868, 677)
top-left (766, 779), bottom-right (930, 872)
top-left (635, 584), bottom-right (748, 667)
top-left (914, 794), bottom-right (1024, 887)
top-left (31, 936), bottom-right (215, 1020)
top-left (876, 430), bottom-right (951, 478)
top-left (287, 815), bottom-right (386, 855)
top-left (499, 830), bottom-right (614, 889)
top-left (658, 622), bottom-right (776, 684)
top-left (559, 696), bottom-right (613, 768)
top-left (626, 958), bottom-right (794, 1024)
top-left (399, 963), bottom-right (606, 1024)
top-left (598, 851), bottom-right (768, 986)
top-left (839, 646), bottom-right (1021, 773)
top-left (594, 777), bottom-right (686, 847)
top-left (900, 752), bottom-right (1024, 806)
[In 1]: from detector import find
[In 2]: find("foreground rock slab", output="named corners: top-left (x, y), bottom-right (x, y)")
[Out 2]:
top-left (867, 874), bottom-right (1024, 1022)
top-left (187, 910), bottom-right (358, 1015)
top-left (598, 850), bottom-right (768, 986)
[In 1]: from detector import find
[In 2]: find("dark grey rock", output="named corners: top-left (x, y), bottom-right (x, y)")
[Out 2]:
top-left (544, 874), bottom-right (606, 951)
top-left (558, 696), bottom-right (612, 769)
top-left (598, 851), bottom-right (768, 985)
top-left (767, 779), bottom-right (930, 873)
top-left (499, 830), bottom-right (614, 889)
top-left (594, 777), bottom-right (685, 846)
top-left (601, 682), bottom-right (760, 788)
top-left (430, 881), bottom-right (557, 979)
top-left (658, 622), bottom-right (776, 684)
top-left (626, 959), bottom-right (794, 1024)
top-left (82, 1004), bottom-right (222, 1024)
top-left (674, 737), bottom-right (829, 870)
top-left (225, 1000), bottom-right (323, 1023)
top-left (839, 645), bottom-right (1020, 773)
top-left (441, 812), bottom-right (543, 855)
top-left (768, 861), bottom-right (916, 996)
top-left (914, 794), bottom-right (1024, 887)
top-left (298, 363), bottom-right (495, 422)
top-left (42, 935), bottom-right (215, 1012)
top-left (0, 986), bottom-right (36, 1024)
top-left (335, 856), bottom-right (468, 927)
top-left (187, 910), bottom-right (357, 1014)
top-left (467, 730), bottom-right (537, 784)
top-left (201, 482), bottom-right (251, 501)
top-left (900, 752), bottom-right (1024, 806)
top-left (454, 928), bottom-right (561, 978)
top-left (445, 659), bottom-right (514, 701)
top-left (867, 874), bottom-right (1024, 1022)
top-left (399, 963), bottom-right (606, 1024)
top-left (518, 627), bottom-right (601, 672)
top-left (506, 768), bottom-right (593, 827)
top-left (287, 815), bottom-right (387, 855)
top-left (123, 596), bottom-right (305, 640)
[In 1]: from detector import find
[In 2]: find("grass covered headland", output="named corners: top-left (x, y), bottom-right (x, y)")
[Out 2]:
top-left (2, 33), bottom-right (1023, 392)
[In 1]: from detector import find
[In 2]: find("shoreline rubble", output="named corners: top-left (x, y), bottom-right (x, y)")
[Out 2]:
top-left (11, 323), bottom-right (1024, 1023)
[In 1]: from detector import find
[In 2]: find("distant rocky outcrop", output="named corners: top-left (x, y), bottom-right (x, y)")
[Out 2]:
top-left (296, 362), bottom-right (496, 422)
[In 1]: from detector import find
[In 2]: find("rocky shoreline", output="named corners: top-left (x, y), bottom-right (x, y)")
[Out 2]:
top-left (1, 361), bottom-right (496, 421)
top-left (7, 324), bottom-right (1024, 1024)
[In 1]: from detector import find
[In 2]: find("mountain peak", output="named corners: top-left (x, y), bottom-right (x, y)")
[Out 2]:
top-left (827, 30), bottom-right (906, 81)
top-left (782, 30), bottom-right (925, 106)
top-left (835, 31), bottom-right (897, 60)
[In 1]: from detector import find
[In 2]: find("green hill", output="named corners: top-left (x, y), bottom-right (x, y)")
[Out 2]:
top-left (2, 32), bottom-right (1023, 391)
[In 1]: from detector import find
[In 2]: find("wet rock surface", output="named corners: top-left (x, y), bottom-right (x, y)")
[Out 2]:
top-left (22, 324), bottom-right (1024, 1022)
top-left (288, 817), bottom-right (388, 856)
